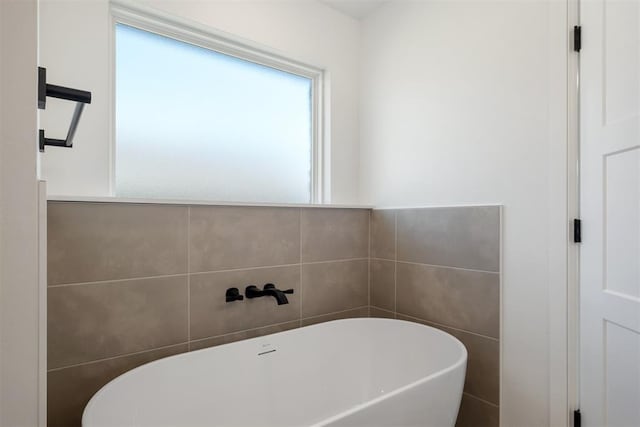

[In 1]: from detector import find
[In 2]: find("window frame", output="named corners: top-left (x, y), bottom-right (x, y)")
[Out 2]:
top-left (109, 0), bottom-right (326, 203)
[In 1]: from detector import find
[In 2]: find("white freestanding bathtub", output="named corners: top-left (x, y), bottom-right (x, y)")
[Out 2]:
top-left (83, 318), bottom-right (467, 427)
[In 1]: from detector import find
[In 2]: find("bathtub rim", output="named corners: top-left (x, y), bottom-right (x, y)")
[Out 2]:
top-left (82, 318), bottom-right (468, 426)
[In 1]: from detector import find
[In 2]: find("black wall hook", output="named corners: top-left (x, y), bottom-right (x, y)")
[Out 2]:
top-left (37, 67), bottom-right (92, 152)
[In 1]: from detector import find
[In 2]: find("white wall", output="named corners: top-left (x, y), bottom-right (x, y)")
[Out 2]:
top-left (39, 0), bottom-right (361, 204)
top-left (359, 2), bottom-right (569, 426)
top-left (0, 0), bottom-right (43, 425)
top-left (37, 1), bottom-right (572, 425)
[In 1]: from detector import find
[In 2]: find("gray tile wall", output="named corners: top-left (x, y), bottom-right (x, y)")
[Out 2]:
top-left (47, 202), bottom-right (501, 427)
top-left (47, 202), bottom-right (370, 427)
top-left (369, 206), bottom-right (501, 427)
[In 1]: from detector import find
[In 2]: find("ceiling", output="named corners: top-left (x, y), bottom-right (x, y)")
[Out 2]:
top-left (319, 0), bottom-right (388, 20)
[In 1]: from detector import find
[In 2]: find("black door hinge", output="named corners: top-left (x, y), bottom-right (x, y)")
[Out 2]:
top-left (574, 26), bottom-right (582, 52)
top-left (574, 409), bottom-right (581, 427)
top-left (574, 219), bottom-right (582, 243)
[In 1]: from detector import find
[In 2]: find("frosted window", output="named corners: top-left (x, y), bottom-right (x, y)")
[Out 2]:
top-left (115, 24), bottom-right (313, 203)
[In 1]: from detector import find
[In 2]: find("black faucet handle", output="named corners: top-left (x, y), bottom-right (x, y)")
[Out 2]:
top-left (245, 285), bottom-right (264, 299)
top-left (282, 289), bottom-right (294, 294)
top-left (225, 287), bottom-right (244, 303)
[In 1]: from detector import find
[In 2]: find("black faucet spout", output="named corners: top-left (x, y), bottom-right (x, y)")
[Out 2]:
top-left (263, 288), bottom-right (288, 305)
top-left (263, 283), bottom-right (294, 305)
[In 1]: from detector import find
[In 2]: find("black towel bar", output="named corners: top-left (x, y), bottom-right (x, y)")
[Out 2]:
top-left (37, 67), bottom-right (92, 152)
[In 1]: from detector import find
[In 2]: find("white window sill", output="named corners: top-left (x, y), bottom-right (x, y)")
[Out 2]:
top-left (46, 195), bottom-right (372, 210)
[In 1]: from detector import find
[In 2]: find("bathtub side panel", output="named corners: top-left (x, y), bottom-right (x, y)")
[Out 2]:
top-left (323, 366), bottom-right (465, 427)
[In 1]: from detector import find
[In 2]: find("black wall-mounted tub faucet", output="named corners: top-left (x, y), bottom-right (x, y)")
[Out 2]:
top-left (245, 283), bottom-right (294, 305)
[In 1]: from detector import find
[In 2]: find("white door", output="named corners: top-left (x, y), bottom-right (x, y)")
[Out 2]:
top-left (580, 0), bottom-right (640, 426)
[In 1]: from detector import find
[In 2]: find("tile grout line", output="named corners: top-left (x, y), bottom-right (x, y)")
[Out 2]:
top-left (462, 392), bottom-right (500, 408)
top-left (48, 258), bottom-right (371, 288)
top-left (369, 256), bottom-right (396, 262)
top-left (48, 273), bottom-right (189, 288)
top-left (187, 206), bottom-right (191, 351)
top-left (192, 263), bottom-right (301, 276)
top-left (369, 258), bottom-right (499, 275)
top-left (189, 258), bottom-right (369, 274)
top-left (301, 305), bottom-right (370, 323)
top-left (397, 312), bottom-right (500, 342)
top-left (498, 206), bottom-right (504, 417)
top-left (368, 209), bottom-right (371, 309)
top-left (396, 260), bottom-right (499, 275)
top-left (47, 342), bottom-right (190, 372)
top-left (394, 210), bottom-right (398, 317)
top-left (300, 257), bottom-right (369, 266)
top-left (370, 306), bottom-right (395, 316)
top-left (299, 208), bottom-right (303, 326)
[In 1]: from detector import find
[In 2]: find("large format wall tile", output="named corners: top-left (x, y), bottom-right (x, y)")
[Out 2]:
top-left (455, 393), bottom-right (499, 427)
top-left (48, 202), bottom-right (188, 285)
top-left (448, 329), bottom-right (499, 405)
top-left (371, 209), bottom-right (396, 260)
top-left (370, 259), bottom-right (395, 311)
top-left (301, 260), bottom-right (368, 317)
top-left (397, 206), bottom-right (500, 272)
top-left (190, 265), bottom-right (301, 340)
top-left (48, 276), bottom-right (188, 369)
top-left (370, 205), bottom-right (502, 421)
top-left (301, 208), bottom-right (369, 262)
top-left (397, 314), bottom-right (499, 405)
top-left (48, 344), bottom-right (187, 427)
top-left (396, 262), bottom-right (499, 338)
top-left (189, 206), bottom-right (300, 272)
